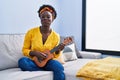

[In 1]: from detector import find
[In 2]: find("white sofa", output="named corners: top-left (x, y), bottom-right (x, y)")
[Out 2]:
top-left (0, 34), bottom-right (102, 80)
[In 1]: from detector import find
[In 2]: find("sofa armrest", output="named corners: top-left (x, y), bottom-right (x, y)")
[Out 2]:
top-left (79, 51), bottom-right (102, 59)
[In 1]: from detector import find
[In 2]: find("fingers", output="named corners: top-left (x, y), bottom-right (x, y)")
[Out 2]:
top-left (38, 52), bottom-right (47, 59)
top-left (58, 43), bottom-right (65, 51)
top-left (34, 51), bottom-right (47, 60)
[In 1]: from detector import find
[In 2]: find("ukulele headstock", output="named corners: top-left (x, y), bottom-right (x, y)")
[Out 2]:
top-left (63, 37), bottom-right (73, 45)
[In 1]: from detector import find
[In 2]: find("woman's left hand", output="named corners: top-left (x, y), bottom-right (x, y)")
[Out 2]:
top-left (58, 43), bottom-right (65, 51)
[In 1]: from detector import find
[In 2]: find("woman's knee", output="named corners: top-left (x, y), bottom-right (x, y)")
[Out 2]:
top-left (18, 57), bottom-right (26, 65)
top-left (45, 60), bottom-right (64, 71)
top-left (18, 57), bottom-right (42, 71)
top-left (18, 57), bottom-right (29, 70)
top-left (18, 57), bottom-right (30, 65)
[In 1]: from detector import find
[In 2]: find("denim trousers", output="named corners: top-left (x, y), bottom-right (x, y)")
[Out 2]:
top-left (18, 57), bottom-right (65, 80)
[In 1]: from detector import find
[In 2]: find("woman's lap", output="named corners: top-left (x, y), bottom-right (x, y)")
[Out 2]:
top-left (18, 57), bottom-right (65, 80)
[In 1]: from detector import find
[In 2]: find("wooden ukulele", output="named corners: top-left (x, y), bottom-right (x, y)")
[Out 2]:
top-left (33, 37), bottom-right (72, 67)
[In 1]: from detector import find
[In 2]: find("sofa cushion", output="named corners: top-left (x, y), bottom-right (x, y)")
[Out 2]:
top-left (0, 34), bottom-right (25, 70)
top-left (0, 68), bottom-right (53, 80)
top-left (64, 59), bottom-right (95, 80)
top-left (79, 51), bottom-right (102, 59)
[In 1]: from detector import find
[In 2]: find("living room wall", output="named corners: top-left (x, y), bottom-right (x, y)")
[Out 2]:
top-left (0, 0), bottom-right (82, 50)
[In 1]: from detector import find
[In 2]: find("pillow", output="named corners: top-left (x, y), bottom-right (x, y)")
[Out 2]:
top-left (60, 36), bottom-right (82, 58)
top-left (62, 43), bottom-right (78, 61)
top-left (63, 47), bottom-right (72, 52)
top-left (75, 45), bottom-right (82, 58)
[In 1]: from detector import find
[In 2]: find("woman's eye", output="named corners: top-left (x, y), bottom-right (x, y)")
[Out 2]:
top-left (41, 16), bottom-right (45, 18)
top-left (47, 16), bottom-right (50, 18)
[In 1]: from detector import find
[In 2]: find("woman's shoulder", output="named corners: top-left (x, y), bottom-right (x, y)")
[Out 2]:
top-left (25, 26), bottom-right (39, 36)
top-left (52, 29), bottom-right (60, 37)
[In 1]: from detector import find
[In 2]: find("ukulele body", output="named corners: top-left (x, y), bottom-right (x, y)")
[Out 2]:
top-left (33, 50), bottom-right (54, 67)
top-left (33, 37), bottom-right (72, 67)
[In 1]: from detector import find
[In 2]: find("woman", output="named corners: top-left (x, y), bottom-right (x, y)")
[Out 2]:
top-left (18, 4), bottom-right (65, 80)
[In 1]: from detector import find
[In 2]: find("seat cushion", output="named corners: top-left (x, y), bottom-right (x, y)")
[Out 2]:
top-left (64, 59), bottom-right (95, 80)
top-left (0, 68), bottom-right (53, 80)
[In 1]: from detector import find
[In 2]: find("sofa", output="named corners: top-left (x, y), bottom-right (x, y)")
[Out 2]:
top-left (0, 34), bottom-right (102, 80)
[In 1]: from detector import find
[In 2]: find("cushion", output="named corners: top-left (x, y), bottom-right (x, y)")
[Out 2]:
top-left (0, 68), bottom-right (53, 80)
top-left (60, 36), bottom-right (82, 58)
top-left (0, 34), bottom-right (25, 70)
top-left (63, 47), bottom-right (73, 52)
top-left (64, 59), bottom-right (95, 80)
top-left (63, 43), bottom-right (78, 61)
top-left (60, 36), bottom-right (81, 62)
top-left (79, 51), bottom-right (102, 59)
top-left (75, 45), bottom-right (82, 58)
top-left (76, 57), bottom-right (120, 80)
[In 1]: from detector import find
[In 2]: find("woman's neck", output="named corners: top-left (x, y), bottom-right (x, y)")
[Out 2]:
top-left (40, 26), bottom-right (51, 33)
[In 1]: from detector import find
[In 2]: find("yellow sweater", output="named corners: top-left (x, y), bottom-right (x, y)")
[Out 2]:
top-left (22, 27), bottom-right (61, 59)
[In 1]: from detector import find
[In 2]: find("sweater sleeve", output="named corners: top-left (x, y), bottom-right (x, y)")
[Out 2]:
top-left (22, 29), bottom-right (32, 58)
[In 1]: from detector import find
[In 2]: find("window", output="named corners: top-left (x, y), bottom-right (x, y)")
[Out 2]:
top-left (82, 0), bottom-right (120, 56)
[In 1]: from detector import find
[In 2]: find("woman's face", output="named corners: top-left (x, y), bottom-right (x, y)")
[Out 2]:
top-left (40, 11), bottom-right (53, 27)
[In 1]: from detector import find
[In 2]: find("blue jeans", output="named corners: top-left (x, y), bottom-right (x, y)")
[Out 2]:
top-left (18, 57), bottom-right (65, 80)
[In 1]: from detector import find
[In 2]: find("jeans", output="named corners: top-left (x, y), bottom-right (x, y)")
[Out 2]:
top-left (18, 57), bottom-right (65, 80)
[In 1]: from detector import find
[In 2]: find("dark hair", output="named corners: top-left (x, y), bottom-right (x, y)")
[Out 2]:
top-left (38, 4), bottom-right (57, 19)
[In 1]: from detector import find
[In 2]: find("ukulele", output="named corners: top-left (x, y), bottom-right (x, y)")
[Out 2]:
top-left (33, 37), bottom-right (72, 67)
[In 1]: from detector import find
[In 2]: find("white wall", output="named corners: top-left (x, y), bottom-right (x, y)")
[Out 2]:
top-left (0, 0), bottom-right (59, 33)
top-left (0, 0), bottom-right (82, 50)
top-left (57, 0), bottom-right (82, 50)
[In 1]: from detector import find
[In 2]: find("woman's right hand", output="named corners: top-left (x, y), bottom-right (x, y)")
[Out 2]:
top-left (29, 51), bottom-right (47, 60)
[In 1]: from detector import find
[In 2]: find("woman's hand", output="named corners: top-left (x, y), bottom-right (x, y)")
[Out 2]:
top-left (29, 51), bottom-right (47, 60)
top-left (58, 37), bottom-right (72, 51)
top-left (58, 43), bottom-right (65, 51)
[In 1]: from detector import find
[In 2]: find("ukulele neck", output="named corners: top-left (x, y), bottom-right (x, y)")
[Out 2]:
top-left (50, 37), bottom-right (72, 53)
top-left (50, 44), bottom-right (62, 53)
